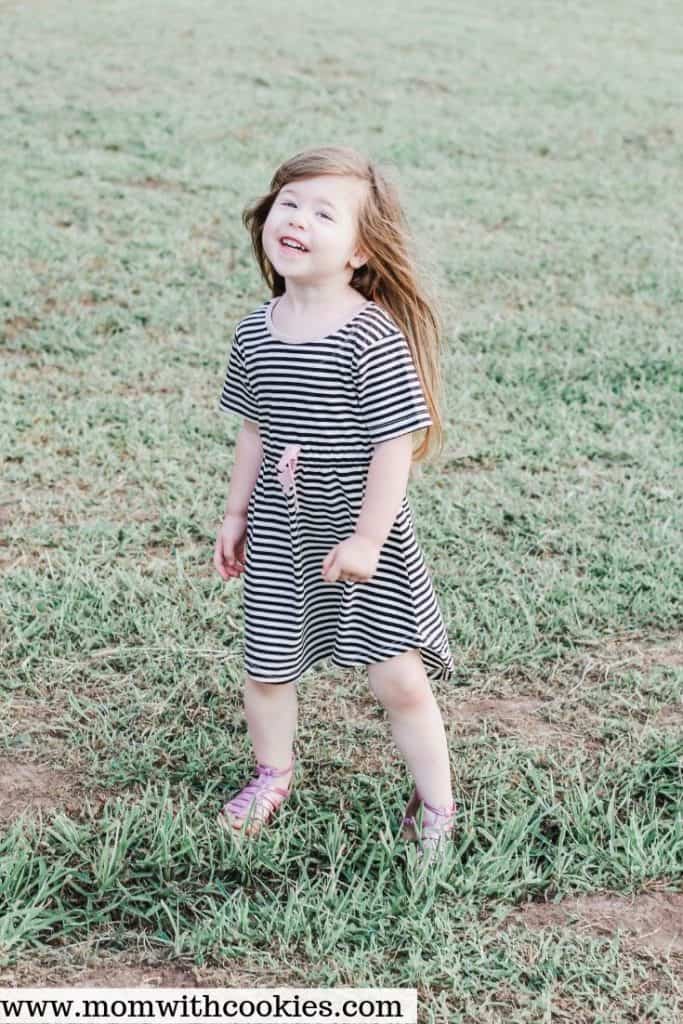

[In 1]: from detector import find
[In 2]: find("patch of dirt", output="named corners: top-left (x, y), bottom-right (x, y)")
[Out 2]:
top-left (138, 544), bottom-right (216, 580)
top-left (582, 634), bottom-right (683, 676)
top-left (441, 452), bottom-right (499, 473)
top-left (126, 176), bottom-right (187, 192)
top-left (503, 890), bottom-right (683, 959)
top-left (444, 696), bottom-right (601, 750)
top-left (403, 77), bottom-right (452, 95)
top-left (110, 383), bottom-right (174, 397)
top-left (2, 315), bottom-right (40, 341)
top-left (652, 702), bottom-right (683, 727)
top-left (58, 966), bottom-right (197, 987)
top-left (0, 547), bottom-right (52, 572)
top-left (296, 676), bottom-right (397, 775)
top-left (2, 697), bottom-right (73, 753)
top-left (0, 948), bottom-right (308, 987)
top-left (299, 679), bottom-right (383, 726)
top-left (0, 759), bottom-right (109, 825)
top-left (476, 631), bottom-right (683, 710)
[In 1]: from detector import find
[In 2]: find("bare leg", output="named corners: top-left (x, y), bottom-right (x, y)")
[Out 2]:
top-left (219, 676), bottom-right (298, 833)
top-left (243, 675), bottom-right (298, 787)
top-left (368, 650), bottom-right (453, 810)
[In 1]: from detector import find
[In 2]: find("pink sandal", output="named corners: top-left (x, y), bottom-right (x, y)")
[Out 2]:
top-left (218, 753), bottom-right (295, 837)
top-left (401, 786), bottom-right (457, 860)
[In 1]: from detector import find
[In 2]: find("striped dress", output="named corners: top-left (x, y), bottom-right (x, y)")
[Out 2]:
top-left (217, 296), bottom-right (455, 685)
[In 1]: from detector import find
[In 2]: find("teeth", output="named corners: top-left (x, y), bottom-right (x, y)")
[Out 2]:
top-left (282, 239), bottom-right (305, 250)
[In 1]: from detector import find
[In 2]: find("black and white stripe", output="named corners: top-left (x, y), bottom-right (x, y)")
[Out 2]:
top-left (217, 299), bottom-right (454, 685)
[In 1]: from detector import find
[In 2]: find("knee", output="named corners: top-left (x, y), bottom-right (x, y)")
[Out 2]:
top-left (368, 652), bottom-right (432, 712)
top-left (245, 675), bottom-right (296, 697)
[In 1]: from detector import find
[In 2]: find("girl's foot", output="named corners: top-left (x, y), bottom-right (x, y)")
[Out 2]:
top-left (402, 786), bottom-right (457, 862)
top-left (217, 753), bottom-right (295, 837)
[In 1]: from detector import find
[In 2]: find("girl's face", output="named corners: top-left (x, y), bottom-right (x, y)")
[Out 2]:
top-left (263, 174), bottom-right (368, 286)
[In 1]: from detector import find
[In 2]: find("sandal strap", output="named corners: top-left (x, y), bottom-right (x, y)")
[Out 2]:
top-left (255, 752), bottom-right (296, 777)
top-left (421, 803), bottom-right (457, 842)
top-left (422, 797), bottom-right (457, 817)
top-left (403, 790), bottom-right (458, 842)
top-left (222, 753), bottom-right (295, 818)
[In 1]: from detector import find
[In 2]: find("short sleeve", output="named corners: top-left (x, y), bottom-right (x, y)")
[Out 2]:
top-left (216, 332), bottom-right (260, 422)
top-left (355, 331), bottom-right (433, 444)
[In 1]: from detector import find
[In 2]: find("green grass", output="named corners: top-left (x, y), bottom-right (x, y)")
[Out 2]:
top-left (1, 0), bottom-right (682, 1019)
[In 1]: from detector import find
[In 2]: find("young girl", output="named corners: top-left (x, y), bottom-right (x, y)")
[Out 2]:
top-left (213, 145), bottom-right (456, 863)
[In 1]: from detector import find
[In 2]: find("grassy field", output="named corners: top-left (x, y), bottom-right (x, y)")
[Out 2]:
top-left (1, 0), bottom-right (682, 1020)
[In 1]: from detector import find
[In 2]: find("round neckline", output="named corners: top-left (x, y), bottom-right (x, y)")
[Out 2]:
top-left (265, 296), bottom-right (374, 344)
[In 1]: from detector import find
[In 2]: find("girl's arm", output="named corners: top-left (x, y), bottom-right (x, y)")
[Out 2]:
top-left (353, 433), bottom-right (413, 547)
top-left (223, 419), bottom-right (263, 517)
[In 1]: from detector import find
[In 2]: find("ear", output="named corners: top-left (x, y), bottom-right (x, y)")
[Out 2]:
top-left (350, 246), bottom-right (369, 269)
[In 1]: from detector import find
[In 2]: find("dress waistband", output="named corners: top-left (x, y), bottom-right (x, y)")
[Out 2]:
top-left (262, 442), bottom-right (373, 467)
top-left (264, 442), bottom-right (372, 513)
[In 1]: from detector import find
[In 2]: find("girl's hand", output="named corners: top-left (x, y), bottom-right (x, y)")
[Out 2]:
top-left (321, 533), bottom-right (381, 584)
top-left (214, 512), bottom-right (248, 580)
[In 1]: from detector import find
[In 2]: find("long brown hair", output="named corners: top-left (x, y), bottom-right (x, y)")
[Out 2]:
top-left (242, 145), bottom-right (447, 464)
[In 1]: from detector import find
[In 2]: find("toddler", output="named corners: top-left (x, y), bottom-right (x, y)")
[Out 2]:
top-left (214, 145), bottom-right (457, 863)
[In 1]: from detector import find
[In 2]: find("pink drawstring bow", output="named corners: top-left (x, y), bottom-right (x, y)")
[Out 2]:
top-left (276, 443), bottom-right (301, 512)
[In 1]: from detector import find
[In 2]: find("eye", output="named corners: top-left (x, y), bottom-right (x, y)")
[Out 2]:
top-left (281, 200), bottom-right (333, 220)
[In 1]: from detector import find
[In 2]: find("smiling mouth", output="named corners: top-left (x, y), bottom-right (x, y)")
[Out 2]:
top-left (279, 237), bottom-right (308, 253)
